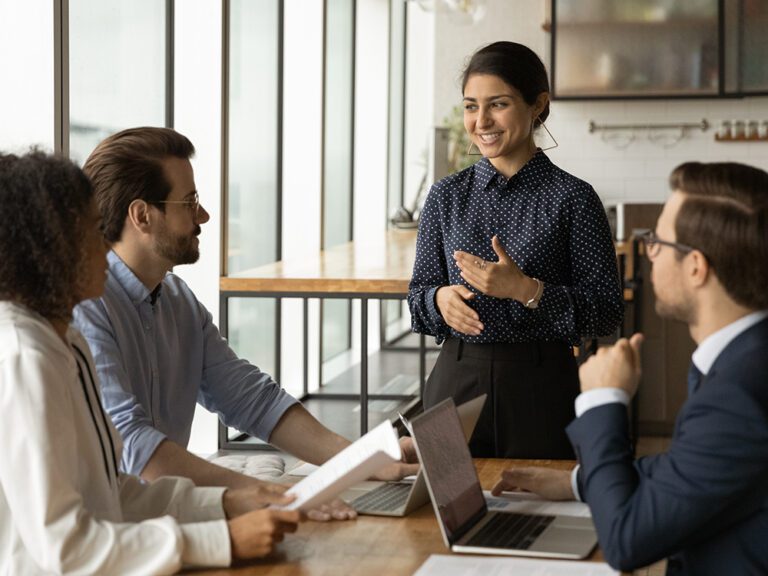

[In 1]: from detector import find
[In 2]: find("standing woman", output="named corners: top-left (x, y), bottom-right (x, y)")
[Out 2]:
top-left (408, 42), bottom-right (623, 459)
top-left (0, 152), bottom-right (301, 574)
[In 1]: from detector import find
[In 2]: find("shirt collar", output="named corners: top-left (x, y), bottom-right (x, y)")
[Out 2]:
top-left (108, 250), bottom-right (163, 306)
top-left (473, 150), bottom-right (552, 193)
top-left (692, 310), bottom-right (768, 375)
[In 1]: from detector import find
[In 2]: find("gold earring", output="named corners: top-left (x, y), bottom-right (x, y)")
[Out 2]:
top-left (466, 141), bottom-right (482, 156)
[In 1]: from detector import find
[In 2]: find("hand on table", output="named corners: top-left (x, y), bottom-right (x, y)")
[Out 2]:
top-left (491, 466), bottom-right (575, 501)
top-left (454, 236), bottom-right (538, 303)
top-left (306, 498), bottom-right (357, 522)
top-left (579, 333), bottom-right (644, 398)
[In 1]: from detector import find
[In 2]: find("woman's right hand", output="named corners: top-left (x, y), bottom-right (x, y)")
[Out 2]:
top-left (435, 285), bottom-right (484, 336)
top-left (228, 509), bottom-right (302, 560)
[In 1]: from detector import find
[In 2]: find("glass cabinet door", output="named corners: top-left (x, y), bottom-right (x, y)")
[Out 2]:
top-left (553, 0), bottom-right (719, 98)
top-left (740, 0), bottom-right (768, 93)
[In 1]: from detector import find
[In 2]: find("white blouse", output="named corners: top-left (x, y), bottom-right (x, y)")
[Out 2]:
top-left (0, 302), bottom-right (231, 575)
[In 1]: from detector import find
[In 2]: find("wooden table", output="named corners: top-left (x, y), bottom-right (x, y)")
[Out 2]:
top-left (219, 230), bottom-right (423, 443)
top-left (188, 459), bottom-right (610, 576)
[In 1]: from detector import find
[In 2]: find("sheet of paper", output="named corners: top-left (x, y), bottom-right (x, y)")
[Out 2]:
top-left (414, 554), bottom-right (619, 576)
top-left (484, 490), bottom-right (592, 518)
top-left (282, 420), bottom-right (401, 511)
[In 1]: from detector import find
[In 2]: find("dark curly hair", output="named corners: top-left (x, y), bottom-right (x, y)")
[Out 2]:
top-left (0, 151), bottom-right (93, 322)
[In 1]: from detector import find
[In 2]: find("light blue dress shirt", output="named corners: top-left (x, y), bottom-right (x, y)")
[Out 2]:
top-left (73, 251), bottom-right (298, 476)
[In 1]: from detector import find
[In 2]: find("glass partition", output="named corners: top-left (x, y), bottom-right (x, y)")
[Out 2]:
top-left (69, 0), bottom-right (166, 162)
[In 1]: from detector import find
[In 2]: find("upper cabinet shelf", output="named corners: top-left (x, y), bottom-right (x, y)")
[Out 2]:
top-left (551, 0), bottom-right (768, 100)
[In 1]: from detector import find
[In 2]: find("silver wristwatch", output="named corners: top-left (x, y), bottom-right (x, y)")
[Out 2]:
top-left (524, 278), bottom-right (544, 309)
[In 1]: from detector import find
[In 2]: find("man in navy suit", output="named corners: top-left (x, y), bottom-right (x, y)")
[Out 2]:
top-left (491, 162), bottom-right (768, 575)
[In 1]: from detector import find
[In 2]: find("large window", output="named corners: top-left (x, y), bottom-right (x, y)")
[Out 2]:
top-left (69, 0), bottom-right (167, 162)
top-left (321, 0), bottom-right (355, 368)
top-left (0, 1), bottom-right (54, 153)
top-left (223, 0), bottom-right (283, 442)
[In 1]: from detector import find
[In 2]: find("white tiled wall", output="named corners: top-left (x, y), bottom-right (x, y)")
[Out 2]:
top-left (431, 0), bottom-right (768, 206)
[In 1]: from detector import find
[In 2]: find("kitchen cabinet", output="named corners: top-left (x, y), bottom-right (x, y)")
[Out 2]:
top-left (551, 0), bottom-right (768, 99)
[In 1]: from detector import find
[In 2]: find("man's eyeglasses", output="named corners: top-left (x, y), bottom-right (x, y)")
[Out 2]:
top-left (640, 230), bottom-right (694, 260)
top-left (150, 192), bottom-right (200, 215)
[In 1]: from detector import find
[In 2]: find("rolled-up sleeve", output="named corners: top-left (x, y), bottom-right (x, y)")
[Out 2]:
top-left (196, 302), bottom-right (298, 441)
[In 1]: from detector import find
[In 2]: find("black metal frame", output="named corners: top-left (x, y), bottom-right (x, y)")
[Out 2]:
top-left (218, 290), bottom-right (427, 450)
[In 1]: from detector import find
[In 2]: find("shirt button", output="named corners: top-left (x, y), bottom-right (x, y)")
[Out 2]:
top-left (144, 324), bottom-right (150, 331)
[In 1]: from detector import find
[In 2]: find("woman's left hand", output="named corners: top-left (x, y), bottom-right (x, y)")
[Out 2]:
top-left (454, 236), bottom-right (537, 302)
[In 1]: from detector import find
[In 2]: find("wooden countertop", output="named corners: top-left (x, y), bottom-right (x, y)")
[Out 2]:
top-left (186, 458), bottom-right (612, 576)
top-left (220, 230), bottom-right (417, 296)
top-left (220, 230), bottom-right (635, 298)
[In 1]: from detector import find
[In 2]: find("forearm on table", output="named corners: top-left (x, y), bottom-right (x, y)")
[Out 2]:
top-left (140, 439), bottom-right (263, 490)
top-left (268, 404), bottom-right (351, 465)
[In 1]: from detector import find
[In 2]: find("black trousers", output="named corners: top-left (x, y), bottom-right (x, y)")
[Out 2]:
top-left (423, 338), bottom-right (579, 459)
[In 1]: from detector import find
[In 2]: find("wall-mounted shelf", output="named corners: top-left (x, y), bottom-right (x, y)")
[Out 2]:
top-left (588, 120), bottom-right (709, 133)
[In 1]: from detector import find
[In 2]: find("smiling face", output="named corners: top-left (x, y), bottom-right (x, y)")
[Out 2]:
top-left (462, 73), bottom-right (546, 175)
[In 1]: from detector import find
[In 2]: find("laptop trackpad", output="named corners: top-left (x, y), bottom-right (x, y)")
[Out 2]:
top-left (528, 518), bottom-right (596, 557)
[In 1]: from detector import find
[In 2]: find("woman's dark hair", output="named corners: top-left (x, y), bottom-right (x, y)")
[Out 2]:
top-left (0, 151), bottom-right (93, 321)
top-left (670, 161), bottom-right (768, 309)
top-left (83, 127), bottom-right (195, 243)
top-left (462, 41), bottom-right (550, 124)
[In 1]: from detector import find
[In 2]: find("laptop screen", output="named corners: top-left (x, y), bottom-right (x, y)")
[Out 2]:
top-left (411, 399), bottom-right (487, 543)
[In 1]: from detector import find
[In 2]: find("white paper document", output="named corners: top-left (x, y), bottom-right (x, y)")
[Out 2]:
top-left (281, 420), bottom-right (401, 511)
top-left (414, 554), bottom-right (618, 576)
top-left (484, 490), bottom-right (592, 518)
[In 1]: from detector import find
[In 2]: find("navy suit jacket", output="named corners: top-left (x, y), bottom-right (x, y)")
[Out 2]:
top-left (567, 317), bottom-right (768, 575)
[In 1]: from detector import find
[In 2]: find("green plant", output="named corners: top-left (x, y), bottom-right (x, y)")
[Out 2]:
top-left (443, 103), bottom-right (476, 174)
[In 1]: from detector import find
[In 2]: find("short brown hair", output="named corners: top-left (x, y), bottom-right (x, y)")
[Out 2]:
top-left (83, 127), bottom-right (195, 242)
top-left (670, 162), bottom-right (768, 309)
top-left (0, 151), bottom-right (93, 321)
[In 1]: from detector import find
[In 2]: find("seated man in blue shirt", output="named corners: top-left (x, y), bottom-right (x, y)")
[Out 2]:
top-left (490, 161), bottom-right (768, 575)
top-left (73, 127), bottom-right (416, 515)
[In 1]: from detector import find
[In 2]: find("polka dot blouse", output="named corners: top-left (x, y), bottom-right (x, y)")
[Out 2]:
top-left (407, 151), bottom-right (624, 346)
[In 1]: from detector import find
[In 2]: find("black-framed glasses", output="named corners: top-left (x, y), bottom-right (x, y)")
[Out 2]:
top-left (150, 191), bottom-right (200, 215)
top-left (640, 230), bottom-right (694, 260)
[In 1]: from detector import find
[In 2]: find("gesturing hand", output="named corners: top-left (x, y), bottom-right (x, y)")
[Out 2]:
top-left (490, 466), bottom-right (575, 501)
top-left (579, 333), bottom-right (644, 398)
top-left (435, 285), bottom-right (484, 336)
top-left (454, 236), bottom-right (537, 303)
top-left (228, 508), bottom-right (302, 560)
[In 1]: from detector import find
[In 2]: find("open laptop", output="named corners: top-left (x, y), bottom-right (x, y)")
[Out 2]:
top-left (408, 398), bottom-right (598, 559)
top-left (343, 394), bottom-right (487, 517)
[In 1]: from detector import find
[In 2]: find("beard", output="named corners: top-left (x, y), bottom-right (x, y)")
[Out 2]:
top-left (154, 223), bottom-right (201, 266)
top-left (654, 292), bottom-right (697, 325)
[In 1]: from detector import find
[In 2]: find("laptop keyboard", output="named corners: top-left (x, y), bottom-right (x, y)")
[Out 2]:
top-left (465, 512), bottom-right (554, 549)
top-left (351, 482), bottom-right (412, 512)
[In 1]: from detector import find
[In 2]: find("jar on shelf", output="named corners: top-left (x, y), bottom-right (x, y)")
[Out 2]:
top-left (718, 120), bottom-right (732, 139)
top-left (732, 120), bottom-right (746, 139)
top-left (746, 120), bottom-right (759, 139)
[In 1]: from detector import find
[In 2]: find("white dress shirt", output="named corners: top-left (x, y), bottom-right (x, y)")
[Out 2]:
top-left (0, 302), bottom-right (231, 575)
